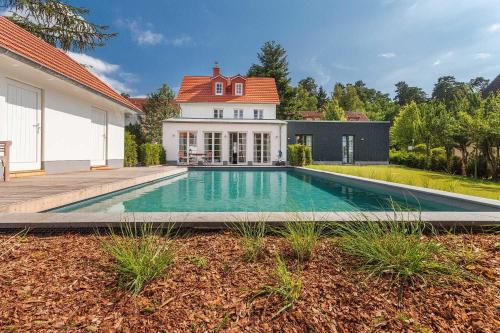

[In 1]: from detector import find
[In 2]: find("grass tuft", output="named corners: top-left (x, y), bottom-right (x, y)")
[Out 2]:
top-left (231, 219), bottom-right (267, 261)
top-left (331, 218), bottom-right (459, 283)
top-left (275, 220), bottom-right (323, 262)
top-left (187, 254), bottom-right (208, 268)
top-left (252, 255), bottom-right (302, 318)
top-left (99, 223), bottom-right (176, 294)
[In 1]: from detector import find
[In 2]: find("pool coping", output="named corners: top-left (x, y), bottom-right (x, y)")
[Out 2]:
top-left (0, 166), bottom-right (499, 229)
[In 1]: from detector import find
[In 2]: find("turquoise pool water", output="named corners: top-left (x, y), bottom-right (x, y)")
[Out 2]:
top-left (52, 169), bottom-right (468, 213)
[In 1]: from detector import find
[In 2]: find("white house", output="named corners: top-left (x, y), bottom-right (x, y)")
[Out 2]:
top-left (163, 65), bottom-right (287, 165)
top-left (0, 17), bottom-right (139, 175)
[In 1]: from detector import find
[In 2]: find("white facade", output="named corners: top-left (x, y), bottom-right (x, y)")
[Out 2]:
top-left (0, 54), bottom-right (133, 173)
top-left (179, 102), bottom-right (277, 120)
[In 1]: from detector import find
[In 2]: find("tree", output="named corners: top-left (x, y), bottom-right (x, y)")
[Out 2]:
top-left (481, 93), bottom-right (500, 178)
top-left (286, 85), bottom-right (317, 120)
top-left (247, 41), bottom-right (291, 118)
top-left (469, 77), bottom-right (490, 94)
top-left (342, 84), bottom-right (365, 112)
top-left (416, 102), bottom-right (451, 159)
top-left (322, 98), bottom-right (345, 120)
top-left (394, 81), bottom-right (427, 106)
top-left (298, 77), bottom-right (317, 96)
top-left (390, 102), bottom-right (419, 148)
top-left (316, 86), bottom-right (328, 109)
top-left (431, 76), bottom-right (469, 109)
top-left (1, 0), bottom-right (116, 52)
top-left (141, 84), bottom-right (179, 144)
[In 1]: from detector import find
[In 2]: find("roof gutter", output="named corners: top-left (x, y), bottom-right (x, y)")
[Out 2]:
top-left (0, 46), bottom-right (138, 113)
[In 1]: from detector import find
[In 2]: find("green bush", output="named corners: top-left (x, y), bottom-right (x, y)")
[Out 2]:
top-left (413, 143), bottom-right (427, 154)
top-left (287, 144), bottom-right (307, 166)
top-left (124, 131), bottom-right (138, 167)
top-left (304, 146), bottom-right (312, 165)
top-left (138, 143), bottom-right (165, 166)
top-left (390, 149), bottom-right (448, 172)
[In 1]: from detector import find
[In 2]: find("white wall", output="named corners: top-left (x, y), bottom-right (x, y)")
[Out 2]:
top-left (0, 54), bottom-right (128, 172)
top-left (163, 121), bottom-right (287, 164)
top-left (179, 102), bottom-right (277, 120)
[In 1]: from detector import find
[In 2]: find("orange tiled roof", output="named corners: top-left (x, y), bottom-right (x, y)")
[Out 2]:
top-left (176, 76), bottom-right (280, 104)
top-left (128, 97), bottom-right (148, 110)
top-left (346, 111), bottom-right (369, 121)
top-left (0, 17), bottom-right (140, 112)
top-left (299, 110), bottom-right (323, 119)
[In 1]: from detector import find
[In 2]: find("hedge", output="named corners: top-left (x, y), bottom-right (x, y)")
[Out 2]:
top-left (389, 149), bottom-right (448, 172)
top-left (288, 144), bottom-right (312, 166)
top-left (138, 143), bottom-right (166, 166)
top-left (124, 131), bottom-right (138, 167)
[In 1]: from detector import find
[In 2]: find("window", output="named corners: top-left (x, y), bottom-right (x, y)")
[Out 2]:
top-left (178, 131), bottom-right (197, 164)
top-left (215, 82), bottom-right (223, 95)
top-left (213, 109), bottom-right (223, 119)
top-left (253, 132), bottom-right (270, 164)
top-left (233, 109), bottom-right (243, 119)
top-left (204, 132), bottom-right (222, 163)
top-left (342, 135), bottom-right (354, 164)
top-left (235, 83), bottom-right (243, 96)
top-left (253, 109), bottom-right (263, 119)
top-left (295, 134), bottom-right (312, 148)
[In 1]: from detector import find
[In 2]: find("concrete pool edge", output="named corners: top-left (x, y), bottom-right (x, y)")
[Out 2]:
top-left (0, 211), bottom-right (499, 229)
top-left (295, 167), bottom-right (500, 211)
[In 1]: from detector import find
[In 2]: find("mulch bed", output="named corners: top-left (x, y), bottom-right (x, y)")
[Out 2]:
top-left (0, 231), bottom-right (498, 332)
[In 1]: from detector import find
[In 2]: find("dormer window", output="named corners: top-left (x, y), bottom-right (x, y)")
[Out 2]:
top-left (215, 82), bottom-right (223, 95)
top-left (235, 83), bottom-right (243, 96)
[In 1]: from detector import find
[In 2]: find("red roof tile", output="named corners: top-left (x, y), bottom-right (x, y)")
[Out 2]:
top-left (128, 97), bottom-right (148, 110)
top-left (346, 111), bottom-right (369, 121)
top-left (0, 17), bottom-right (139, 112)
top-left (299, 110), bottom-right (323, 120)
top-left (176, 76), bottom-right (280, 104)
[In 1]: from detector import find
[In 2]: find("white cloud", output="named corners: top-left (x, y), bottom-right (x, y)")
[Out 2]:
top-left (119, 19), bottom-right (193, 47)
top-left (378, 52), bottom-right (397, 58)
top-left (474, 52), bottom-right (491, 59)
top-left (307, 57), bottom-right (331, 86)
top-left (168, 35), bottom-right (193, 47)
top-left (432, 59), bottom-right (441, 66)
top-left (488, 23), bottom-right (500, 32)
top-left (67, 52), bottom-right (137, 93)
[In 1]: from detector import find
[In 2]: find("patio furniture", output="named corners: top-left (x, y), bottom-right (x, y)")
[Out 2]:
top-left (0, 141), bottom-right (11, 182)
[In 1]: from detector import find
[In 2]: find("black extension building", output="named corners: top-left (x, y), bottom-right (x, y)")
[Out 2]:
top-left (287, 120), bottom-right (390, 164)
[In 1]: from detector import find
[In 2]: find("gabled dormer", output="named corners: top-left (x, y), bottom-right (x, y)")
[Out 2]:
top-left (230, 74), bottom-right (246, 96)
top-left (210, 64), bottom-right (228, 96)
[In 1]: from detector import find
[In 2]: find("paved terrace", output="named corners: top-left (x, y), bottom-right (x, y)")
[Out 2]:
top-left (0, 166), bottom-right (187, 213)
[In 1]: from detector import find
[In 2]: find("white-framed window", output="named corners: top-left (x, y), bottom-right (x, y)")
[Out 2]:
top-left (235, 83), bottom-right (243, 96)
top-left (215, 82), bottom-right (223, 95)
top-left (253, 109), bottom-right (264, 119)
top-left (234, 109), bottom-right (243, 119)
top-left (213, 109), bottom-right (223, 118)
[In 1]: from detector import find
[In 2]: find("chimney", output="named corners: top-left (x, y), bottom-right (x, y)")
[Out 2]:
top-left (212, 61), bottom-right (220, 77)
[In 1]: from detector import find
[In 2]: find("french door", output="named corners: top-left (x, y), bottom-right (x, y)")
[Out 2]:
top-left (204, 132), bottom-right (222, 164)
top-left (1, 80), bottom-right (42, 171)
top-left (342, 135), bottom-right (354, 164)
top-left (90, 108), bottom-right (107, 166)
top-left (178, 131), bottom-right (197, 163)
top-left (253, 132), bottom-right (270, 164)
top-left (229, 132), bottom-right (246, 164)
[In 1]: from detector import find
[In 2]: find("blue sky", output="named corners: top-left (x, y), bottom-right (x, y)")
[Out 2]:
top-left (64, 0), bottom-right (500, 97)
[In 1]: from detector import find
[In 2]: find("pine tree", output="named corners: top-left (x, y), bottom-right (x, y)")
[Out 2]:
top-left (316, 86), bottom-right (328, 109)
top-left (247, 41), bottom-right (291, 118)
top-left (322, 99), bottom-right (345, 121)
top-left (141, 84), bottom-right (179, 144)
top-left (1, 0), bottom-right (116, 52)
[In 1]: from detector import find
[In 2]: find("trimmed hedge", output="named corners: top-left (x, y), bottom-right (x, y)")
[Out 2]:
top-left (288, 144), bottom-right (312, 166)
top-left (390, 149), bottom-right (448, 172)
top-left (138, 143), bottom-right (166, 166)
top-left (124, 131), bottom-right (138, 167)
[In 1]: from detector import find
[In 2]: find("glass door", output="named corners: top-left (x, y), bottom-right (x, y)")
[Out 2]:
top-left (253, 132), bottom-right (270, 164)
top-left (179, 131), bottom-right (197, 164)
top-left (204, 132), bottom-right (222, 164)
top-left (342, 135), bottom-right (354, 164)
top-left (229, 132), bottom-right (246, 164)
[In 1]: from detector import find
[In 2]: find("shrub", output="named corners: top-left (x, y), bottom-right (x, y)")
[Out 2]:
top-left (332, 218), bottom-right (459, 283)
top-left (276, 220), bottom-right (323, 262)
top-left (287, 144), bottom-right (306, 166)
top-left (304, 146), bottom-right (313, 165)
top-left (99, 223), bottom-right (176, 294)
top-left (231, 220), bottom-right (266, 261)
top-left (413, 143), bottom-right (427, 154)
top-left (124, 131), bottom-right (138, 167)
top-left (138, 143), bottom-right (165, 166)
top-left (252, 255), bottom-right (302, 318)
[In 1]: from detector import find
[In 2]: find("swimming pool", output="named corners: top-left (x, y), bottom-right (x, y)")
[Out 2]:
top-left (51, 169), bottom-right (474, 213)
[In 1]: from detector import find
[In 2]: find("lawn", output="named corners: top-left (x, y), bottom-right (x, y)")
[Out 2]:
top-left (306, 164), bottom-right (500, 200)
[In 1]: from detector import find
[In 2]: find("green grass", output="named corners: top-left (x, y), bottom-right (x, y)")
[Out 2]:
top-left (306, 164), bottom-right (500, 200)
top-left (187, 254), bottom-right (208, 268)
top-left (331, 218), bottom-right (460, 283)
top-left (99, 223), bottom-right (177, 294)
top-left (251, 255), bottom-right (302, 318)
top-left (230, 219), bottom-right (267, 261)
top-left (275, 220), bottom-right (323, 262)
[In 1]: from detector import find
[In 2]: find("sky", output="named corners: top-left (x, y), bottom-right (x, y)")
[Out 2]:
top-left (43, 1), bottom-right (500, 97)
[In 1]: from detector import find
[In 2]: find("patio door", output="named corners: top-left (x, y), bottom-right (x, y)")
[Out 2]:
top-left (253, 132), bottom-right (270, 164)
top-left (229, 132), bottom-right (246, 164)
top-left (342, 135), bottom-right (354, 164)
top-left (178, 131), bottom-right (197, 163)
top-left (204, 132), bottom-right (222, 164)
top-left (1, 80), bottom-right (42, 172)
top-left (90, 108), bottom-right (107, 166)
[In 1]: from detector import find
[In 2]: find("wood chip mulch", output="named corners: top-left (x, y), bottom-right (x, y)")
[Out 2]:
top-left (0, 231), bottom-right (498, 332)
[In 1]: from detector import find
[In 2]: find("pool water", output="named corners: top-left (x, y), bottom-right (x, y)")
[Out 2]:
top-left (52, 169), bottom-right (467, 213)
